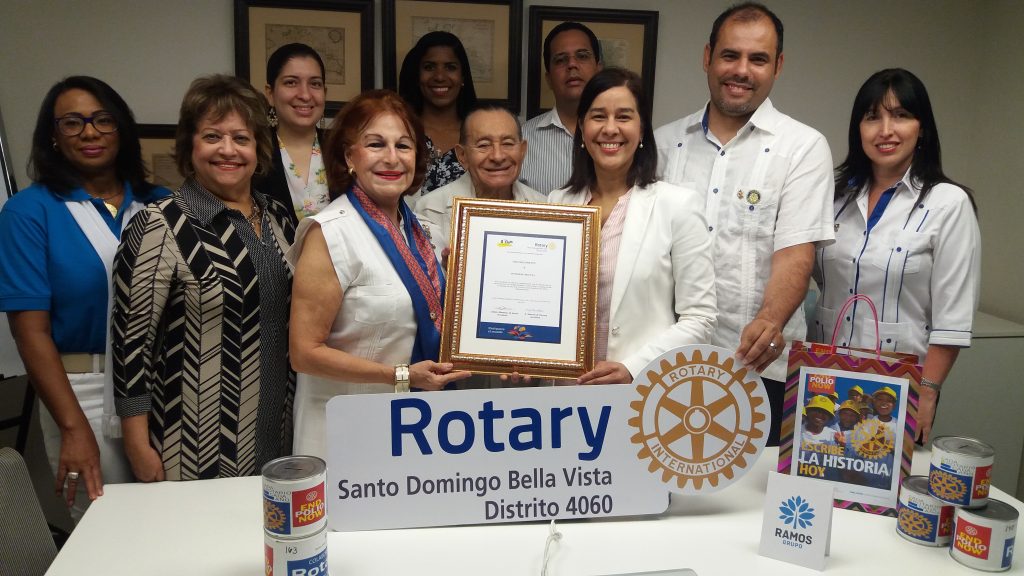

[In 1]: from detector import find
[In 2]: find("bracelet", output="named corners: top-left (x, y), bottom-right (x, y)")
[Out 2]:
top-left (394, 364), bottom-right (411, 393)
top-left (920, 378), bottom-right (942, 393)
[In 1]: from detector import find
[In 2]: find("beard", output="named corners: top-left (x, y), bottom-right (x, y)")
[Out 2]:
top-left (714, 97), bottom-right (754, 117)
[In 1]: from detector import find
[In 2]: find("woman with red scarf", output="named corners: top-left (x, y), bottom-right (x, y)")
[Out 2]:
top-left (288, 90), bottom-right (469, 458)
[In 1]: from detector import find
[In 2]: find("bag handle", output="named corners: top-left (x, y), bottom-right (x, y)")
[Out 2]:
top-left (829, 294), bottom-right (881, 353)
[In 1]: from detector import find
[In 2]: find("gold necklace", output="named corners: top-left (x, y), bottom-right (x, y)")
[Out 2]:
top-left (88, 187), bottom-right (123, 217)
top-left (246, 195), bottom-right (262, 228)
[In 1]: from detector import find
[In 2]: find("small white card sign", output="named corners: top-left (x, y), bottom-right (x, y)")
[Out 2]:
top-left (759, 471), bottom-right (834, 571)
top-left (326, 385), bottom-right (669, 531)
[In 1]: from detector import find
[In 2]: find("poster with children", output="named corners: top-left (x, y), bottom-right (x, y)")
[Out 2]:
top-left (790, 367), bottom-right (909, 506)
top-left (778, 341), bottom-right (921, 516)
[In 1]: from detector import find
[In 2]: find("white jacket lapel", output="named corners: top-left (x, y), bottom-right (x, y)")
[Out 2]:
top-left (609, 185), bottom-right (656, 319)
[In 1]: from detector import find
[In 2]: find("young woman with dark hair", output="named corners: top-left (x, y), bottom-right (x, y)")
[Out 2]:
top-left (398, 31), bottom-right (478, 193)
top-left (812, 68), bottom-right (980, 442)
top-left (254, 43), bottom-right (330, 224)
top-left (550, 68), bottom-right (717, 385)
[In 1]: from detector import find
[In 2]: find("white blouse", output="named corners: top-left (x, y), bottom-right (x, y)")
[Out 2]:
top-left (286, 194), bottom-right (418, 458)
top-left (811, 171), bottom-right (980, 360)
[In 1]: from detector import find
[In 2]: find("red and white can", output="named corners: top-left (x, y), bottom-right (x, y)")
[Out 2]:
top-left (950, 499), bottom-right (1018, 572)
top-left (929, 436), bottom-right (994, 508)
top-left (263, 456), bottom-right (328, 538)
top-left (897, 475), bottom-right (955, 546)
top-left (264, 527), bottom-right (328, 576)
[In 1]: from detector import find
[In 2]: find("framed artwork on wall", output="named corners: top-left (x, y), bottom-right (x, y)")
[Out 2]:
top-left (234, 0), bottom-right (375, 117)
top-left (526, 6), bottom-right (659, 119)
top-left (138, 124), bottom-right (184, 191)
top-left (382, 0), bottom-right (523, 113)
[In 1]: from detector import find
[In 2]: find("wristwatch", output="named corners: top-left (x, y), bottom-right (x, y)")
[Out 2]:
top-left (394, 364), bottom-right (410, 393)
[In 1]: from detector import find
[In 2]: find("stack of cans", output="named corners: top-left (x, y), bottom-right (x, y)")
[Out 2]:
top-left (897, 436), bottom-right (1017, 572)
top-left (262, 456), bottom-right (329, 575)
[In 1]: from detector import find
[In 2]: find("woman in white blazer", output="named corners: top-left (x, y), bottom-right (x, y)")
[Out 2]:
top-left (549, 68), bottom-right (717, 384)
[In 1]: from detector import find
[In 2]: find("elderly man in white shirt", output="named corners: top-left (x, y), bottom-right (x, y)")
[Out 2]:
top-left (416, 105), bottom-right (545, 263)
top-left (519, 22), bottom-right (603, 194)
top-left (655, 2), bottom-right (834, 446)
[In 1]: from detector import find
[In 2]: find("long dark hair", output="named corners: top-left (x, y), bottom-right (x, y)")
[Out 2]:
top-left (566, 68), bottom-right (657, 193)
top-left (266, 42), bottom-right (326, 85)
top-left (835, 68), bottom-right (975, 209)
top-left (29, 76), bottom-right (152, 195)
top-left (398, 31), bottom-right (478, 119)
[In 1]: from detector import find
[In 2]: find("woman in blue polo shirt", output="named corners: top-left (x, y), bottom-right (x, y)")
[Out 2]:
top-left (0, 76), bottom-right (168, 521)
top-left (811, 69), bottom-right (979, 444)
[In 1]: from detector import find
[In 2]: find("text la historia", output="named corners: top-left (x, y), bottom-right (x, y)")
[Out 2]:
top-left (391, 398), bottom-right (611, 461)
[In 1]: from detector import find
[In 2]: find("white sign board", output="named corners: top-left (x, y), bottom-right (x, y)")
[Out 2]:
top-left (326, 385), bottom-right (669, 531)
top-left (758, 471), bottom-right (834, 571)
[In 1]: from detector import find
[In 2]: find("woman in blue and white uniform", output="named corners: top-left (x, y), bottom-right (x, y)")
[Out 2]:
top-left (0, 76), bottom-right (168, 520)
top-left (811, 68), bottom-right (980, 443)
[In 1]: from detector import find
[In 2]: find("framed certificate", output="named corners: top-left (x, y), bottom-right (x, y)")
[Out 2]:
top-left (441, 198), bottom-right (600, 379)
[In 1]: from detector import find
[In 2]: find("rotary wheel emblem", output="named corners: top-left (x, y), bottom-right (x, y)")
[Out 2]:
top-left (629, 346), bottom-right (770, 493)
top-left (264, 500), bottom-right (287, 531)
top-left (898, 508), bottom-right (933, 538)
top-left (849, 419), bottom-right (895, 459)
top-left (929, 469), bottom-right (967, 501)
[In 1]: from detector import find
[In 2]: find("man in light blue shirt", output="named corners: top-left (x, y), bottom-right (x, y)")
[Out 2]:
top-left (519, 22), bottom-right (602, 194)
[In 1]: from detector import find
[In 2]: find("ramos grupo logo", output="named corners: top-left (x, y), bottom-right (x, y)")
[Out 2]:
top-left (628, 345), bottom-right (771, 493)
top-left (779, 495), bottom-right (815, 529)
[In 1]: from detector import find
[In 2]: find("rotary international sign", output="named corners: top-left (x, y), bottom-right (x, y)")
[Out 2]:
top-left (324, 345), bottom-right (771, 530)
top-left (629, 345), bottom-right (771, 493)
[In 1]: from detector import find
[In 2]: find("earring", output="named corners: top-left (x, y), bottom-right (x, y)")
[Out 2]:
top-left (52, 140), bottom-right (58, 151)
top-left (639, 140), bottom-right (644, 149)
top-left (580, 142), bottom-right (585, 149)
top-left (268, 107), bottom-right (278, 129)
top-left (348, 166), bottom-right (355, 176)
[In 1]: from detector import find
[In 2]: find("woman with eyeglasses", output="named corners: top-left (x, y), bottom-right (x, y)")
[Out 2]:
top-left (0, 76), bottom-right (169, 521)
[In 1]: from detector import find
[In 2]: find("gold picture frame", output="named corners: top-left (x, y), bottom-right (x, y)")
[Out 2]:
top-left (382, 0), bottom-right (522, 112)
top-left (234, 0), bottom-right (374, 116)
top-left (138, 124), bottom-right (184, 191)
top-left (440, 198), bottom-right (599, 379)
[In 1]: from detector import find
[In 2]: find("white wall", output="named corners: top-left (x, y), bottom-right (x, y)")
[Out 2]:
top-left (974, 0), bottom-right (1024, 323)
top-left (1, 0), bottom-right (1019, 322)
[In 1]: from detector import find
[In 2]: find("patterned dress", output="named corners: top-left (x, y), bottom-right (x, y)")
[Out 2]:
top-left (111, 179), bottom-right (296, 480)
top-left (422, 136), bottom-right (464, 193)
top-left (279, 133), bottom-right (329, 219)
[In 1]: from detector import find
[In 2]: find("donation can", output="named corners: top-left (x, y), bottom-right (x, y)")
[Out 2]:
top-left (929, 436), bottom-right (994, 508)
top-left (263, 455), bottom-right (328, 537)
top-left (264, 526), bottom-right (328, 576)
top-left (950, 499), bottom-right (1018, 572)
top-left (896, 475), bottom-right (955, 546)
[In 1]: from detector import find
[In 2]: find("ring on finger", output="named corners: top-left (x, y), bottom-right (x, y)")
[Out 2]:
top-left (66, 471), bottom-right (80, 481)
top-left (768, 341), bottom-right (777, 350)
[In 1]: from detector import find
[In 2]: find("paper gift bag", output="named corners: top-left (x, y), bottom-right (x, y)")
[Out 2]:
top-left (777, 295), bottom-right (921, 516)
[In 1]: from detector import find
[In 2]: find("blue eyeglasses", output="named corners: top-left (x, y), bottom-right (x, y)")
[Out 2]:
top-left (55, 113), bottom-right (119, 136)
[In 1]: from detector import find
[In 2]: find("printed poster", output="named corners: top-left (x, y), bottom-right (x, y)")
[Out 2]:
top-left (790, 367), bottom-right (909, 509)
